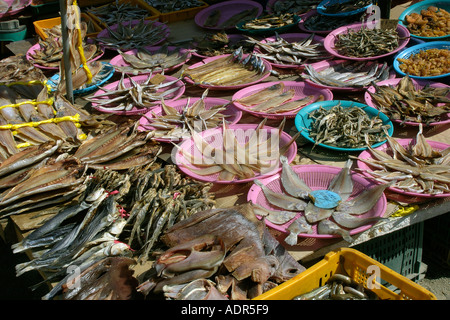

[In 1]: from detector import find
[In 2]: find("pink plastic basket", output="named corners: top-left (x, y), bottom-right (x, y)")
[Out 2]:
top-left (138, 97), bottom-right (243, 142)
top-left (247, 164), bottom-right (387, 239)
top-left (174, 124), bottom-right (298, 184)
top-left (364, 77), bottom-right (450, 126)
top-left (231, 80), bottom-right (333, 119)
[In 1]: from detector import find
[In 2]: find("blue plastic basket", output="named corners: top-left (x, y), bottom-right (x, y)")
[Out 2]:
top-left (47, 62), bottom-right (115, 95)
top-left (398, 0), bottom-right (450, 41)
top-left (317, 0), bottom-right (373, 17)
top-left (393, 41), bottom-right (450, 80)
top-left (294, 100), bottom-right (393, 152)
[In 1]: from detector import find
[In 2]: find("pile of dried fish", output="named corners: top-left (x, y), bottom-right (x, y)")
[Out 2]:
top-left (142, 0), bottom-right (205, 13)
top-left (115, 44), bottom-right (190, 75)
top-left (177, 119), bottom-right (299, 182)
top-left (0, 141), bottom-right (85, 218)
top-left (192, 32), bottom-right (254, 57)
top-left (29, 22), bottom-right (102, 68)
top-left (11, 171), bottom-right (134, 300)
top-left (404, 5), bottom-right (450, 38)
top-left (203, 7), bottom-right (259, 29)
top-left (354, 124), bottom-right (450, 195)
top-left (240, 13), bottom-right (295, 30)
top-left (294, 273), bottom-right (379, 300)
top-left (137, 203), bottom-right (305, 300)
top-left (86, 0), bottom-right (151, 26)
top-left (320, 0), bottom-right (372, 14)
top-left (60, 257), bottom-right (139, 300)
top-left (73, 121), bottom-right (162, 170)
top-left (248, 33), bottom-right (330, 66)
top-left (368, 75), bottom-right (450, 125)
top-left (397, 48), bottom-right (450, 77)
top-left (254, 158), bottom-right (389, 245)
top-left (85, 73), bottom-right (182, 112)
top-left (303, 61), bottom-right (390, 88)
top-left (235, 82), bottom-right (324, 114)
top-left (182, 47), bottom-right (268, 86)
top-left (303, 11), bottom-right (367, 31)
top-left (140, 89), bottom-right (231, 140)
top-left (0, 86), bottom-right (92, 158)
top-left (269, 0), bottom-right (321, 15)
top-left (96, 19), bottom-right (168, 51)
top-left (120, 164), bottom-right (216, 263)
top-left (334, 26), bottom-right (400, 58)
top-left (0, 55), bottom-right (46, 83)
top-left (303, 102), bottom-right (391, 149)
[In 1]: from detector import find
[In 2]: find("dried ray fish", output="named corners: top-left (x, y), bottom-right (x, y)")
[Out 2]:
top-left (96, 19), bottom-right (168, 51)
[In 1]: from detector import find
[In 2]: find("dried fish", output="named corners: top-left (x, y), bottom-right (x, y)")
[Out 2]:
top-left (182, 48), bottom-right (268, 87)
top-left (304, 102), bottom-right (390, 149)
top-left (86, 0), bottom-right (152, 26)
top-left (354, 124), bottom-right (450, 195)
top-left (404, 5), bottom-right (450, 38)
top-left (115, 44), bottom-right (190, 75)
top-left (96, 19), bottom-right (168, 51)
top-left (248, 33), bottom-right (330, 66)
top-left (334, 25), bottom-right (401, 58)
top-left (303, 60), bottom-right (390, 88)
top-left (270, 0), bottom-right (321, 15)
top-left (321, 0), bottom-right (371, 14)
top-left (84, 73), bottom-right (183, 112)
top-left (240, 13), bottom-right (296, 30)
top-left (368, 75), bottom-right (450, 125)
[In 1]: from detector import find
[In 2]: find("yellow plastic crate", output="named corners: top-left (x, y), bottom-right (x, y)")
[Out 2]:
top-left (151, 0), bottom-right (208, 23)
top-left (33, 13), bottom-right (103, 40)
top-left (254, 248), bottom-right (436, 300)
top-left (85, 0), bottom-right (159, 28)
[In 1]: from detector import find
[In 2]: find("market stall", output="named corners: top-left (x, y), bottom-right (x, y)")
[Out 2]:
top-left (0, 0), bottom-right (448, 301)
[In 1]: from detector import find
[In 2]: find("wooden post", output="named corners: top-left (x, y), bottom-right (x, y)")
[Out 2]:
top-left (59, 0), bottom-right (74, 104)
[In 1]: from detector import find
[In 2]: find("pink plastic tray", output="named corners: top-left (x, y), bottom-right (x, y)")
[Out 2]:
top-left (0, 0), bottom-right (30, 19)
top-left (183, 54), bottom-right (272, 91)
top-left (365, 77), bottom-right (450, 126)
top-left (194, 0), bottom-right (263, 30)
top-left (303, 59), bottom-right (397, 92)
top-left (232, 80), bottom-right (333, 119)
top-left (324, 22), bottom-right (410, 61)
top-left (174, 123), bottom-right (298, 184)
top-left (256, 32), bottom-right (326, 69)
top-left (138, 97), bottom-right (243, 142)
top-left (109, 46), bottom-right (191, 76)
top-left (247, 164), bottom-right (387, 239)
top-left (96, 20), bottom-right (170, 51)
top-left (357, 139), bottom-right (450, 198)
top-left (26, 41), bottom-right (104, 70)
top-left (91, 74), bottom-right (185, 115)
